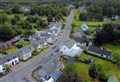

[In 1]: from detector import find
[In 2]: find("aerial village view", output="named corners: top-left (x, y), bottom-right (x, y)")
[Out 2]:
top-left (0, 0), bottom-right (120, 82)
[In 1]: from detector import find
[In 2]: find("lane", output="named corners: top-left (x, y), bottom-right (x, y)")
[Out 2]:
top-left (0, 9), bottom-right (74, 82)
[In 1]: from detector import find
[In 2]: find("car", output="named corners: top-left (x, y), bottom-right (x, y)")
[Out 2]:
top-left (55, 49), bottom-right (59, 52)
top-left (52, 46), bottom-right (56, 49)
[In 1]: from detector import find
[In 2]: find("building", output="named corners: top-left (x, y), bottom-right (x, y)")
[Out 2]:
top-left (0, 53), bottom-right (19, 73)
top-left (15, 44), bottom-right (35, 60)
top-left (38, 58), bottom-right (63, 82)
top-left (48, 21), bottom-right (63, 36)
top-left (59, 39), bottom-right (83, 57)
top-left (87, 46), bottom-right (112, 58)
top-left (81, 23), bottom-right (90, 33)
top-left (47, 35), bottom-right (56, 44)
top-left (73, 29), bottom-right (87, 43)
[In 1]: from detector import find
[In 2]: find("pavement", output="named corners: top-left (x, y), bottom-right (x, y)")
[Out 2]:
top-left (0, 9), bottom-right (74, 82)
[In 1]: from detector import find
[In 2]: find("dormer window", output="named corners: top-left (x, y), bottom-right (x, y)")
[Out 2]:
top-left (21, 50), bottom-right (25, 54)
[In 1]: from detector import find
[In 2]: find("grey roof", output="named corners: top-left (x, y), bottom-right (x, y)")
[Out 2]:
top-left (38, 58), bottom-right (59, 78)
top-left (0, 53), bottom-right (18, 65)
top-left (15, 44), bottom-right (34, 57)
top-left (88, 46), bottom-right (112, 57)
top-left (49, 70), bottom-right (61, 80)
top-left (64, 39), bottom-right (76, 49)
top-left (0, 42), bottom-right (12, 47)
top-left (48, 21), bottom-right (62, 29)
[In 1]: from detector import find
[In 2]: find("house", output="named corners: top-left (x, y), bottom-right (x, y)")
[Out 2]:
top-left (48, 21), bottom-right (63, 36)
top-left (30, 39), bottom-right (45, 51)
top-left (59, 39), bottom-right (83, 57)
top-left (78, 6), bottom-right (87, 13)
top-left (107, 76), bottom-right (118, 82)
top-left (87, 46), bottom-right (112, 58)
top-left (73, 29), bottom-right (87, 43)
top-left (38, 58), bottom-right (63, 82)
top-left (15, 44), bottom-right (35, 60)
top-left (111, 15), bottom-right (119, 20)
top-left (81, 23), bottom-right (90, 33)
top-left (0, 53), bottom-right (19, 73)
top-left (47, 35), bottom-right (56, 44)
top-left (0, 42), bottom-right (12, 49)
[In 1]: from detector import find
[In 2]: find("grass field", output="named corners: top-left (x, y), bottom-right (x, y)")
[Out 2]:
top-left (101, 44), bottom-right (120, 54)
top-left (73, 9), bottom-right (120, 31)
top-left (5, 46), bottom-right (16, 54)
top-left (65, 53), bottom-right (120, 82)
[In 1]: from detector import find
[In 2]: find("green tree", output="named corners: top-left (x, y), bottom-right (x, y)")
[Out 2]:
top-left (0, 25), bottom-right (17, 41)
top-left (11, 18), bottom-right (17, 25)
top-left (112, 53), bottom-right (120, 65)
top-left (47, 15), bottom-right (53, 22)
top-left (11, 4), bottom-right (21, 14)
top-left (88, 64), bottom-right (107, 81)
top-left (89, 64), bottom-right (100, 80)
top-left (32, 49), bottom-right (39, 56)
top-left (0, 14), bottom-right (8, 24)
top-left (14, 15), bottom-right (20, 21)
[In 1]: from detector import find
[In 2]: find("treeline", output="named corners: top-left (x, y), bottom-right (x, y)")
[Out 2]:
top-left (0, 3), bottom-right (69, 41)
top-left (76, 2), bottom-right (120, 21)
top-left (94, 24), bottom-right (120, 45)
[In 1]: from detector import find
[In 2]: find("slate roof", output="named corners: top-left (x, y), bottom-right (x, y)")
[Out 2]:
top-left (64, 39), bottom-right (76, 49)
top-left (0, 53), bottom-right (18, 65)
top-left (38, 58), bottom-right (59, 78)
top-left (15, 44), bottom-right (34, 57)
top-left (49, 70), bottom-right (61, 80)
top-left (88, 46), bottom-right (112, 57)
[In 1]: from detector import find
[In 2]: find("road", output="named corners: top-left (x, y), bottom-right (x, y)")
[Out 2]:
top-left (0, 9), bottom-right (74, 82)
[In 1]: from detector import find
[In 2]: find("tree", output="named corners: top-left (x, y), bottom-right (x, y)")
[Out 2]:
top-left (11, 18), bottom-right (17, 25)
top-left (14, 15), bottom-right (20, 21)
top-left (26, 15), bottom-right (36, 23)
top-left (88, 64), bottom-right (100, 80)
top-left (88, 64), bottom-right (107, 81)
top-left (0, 25), bottom-right (17, 41)
top-left (47, 15), bottom-right (53, 22)
top-left (32, 49), bottom-right (39, 56)
top-left (112, 53), bottom-right (120, 65)
top-left (0, 14), bottom-right (8, 24)
top-left (21, 30), bottom-right (34, 38)
top-left (57, 72), bottom-right (82, 82)
top-left (11, 4), bottom-right (21, 14)
top-left (5, 64), bottom-right (10, 72)
top-left (15, 44), bottom-right (23, 49)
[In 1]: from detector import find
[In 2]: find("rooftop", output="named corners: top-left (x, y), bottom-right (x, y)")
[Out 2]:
top-left (88, 46), bottom-right (112, 57)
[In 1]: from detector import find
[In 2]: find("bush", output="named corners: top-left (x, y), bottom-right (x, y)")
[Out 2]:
top-left (32, 49), bottom-right (39, 56)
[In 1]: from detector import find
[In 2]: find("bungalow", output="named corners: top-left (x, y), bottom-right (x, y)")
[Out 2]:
top-left (87, 46), bottom-right (112, 58)
top-left (0, 53), bottom-right (19, 73)
top-left (59, 39), bottom-right (83, 57)
top-left (38, 58), bottom-right (63, 82)
top-left (15, 44), bottom-right (35, 60)
top-left (81, 23), bottom-right (90, 33)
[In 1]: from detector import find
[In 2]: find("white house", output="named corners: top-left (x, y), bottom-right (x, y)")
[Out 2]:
top-left (81, 23), bottom-right (90, 32)
top-left (15, 44), bottom-right (35, 60)
top-left (0, 53), bottom-right (19, 73)
top-left (59, 39), bottom-right (83, 57)
top-left (48, 21), bottom-right (63, 36)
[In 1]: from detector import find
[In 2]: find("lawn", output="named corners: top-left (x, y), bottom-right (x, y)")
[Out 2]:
top-left (5, 46), bottom-right (16, 54)
top-left (73, 9), bottom-right (120, 31)
top-left (16, 41), bottom-right (29, 47)
top-left (101, 44), bottom-right (120, 54)
top-left (73, 9), bottom-right (106, 30)
top-left (65, 53), bottom-right (120, 82)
